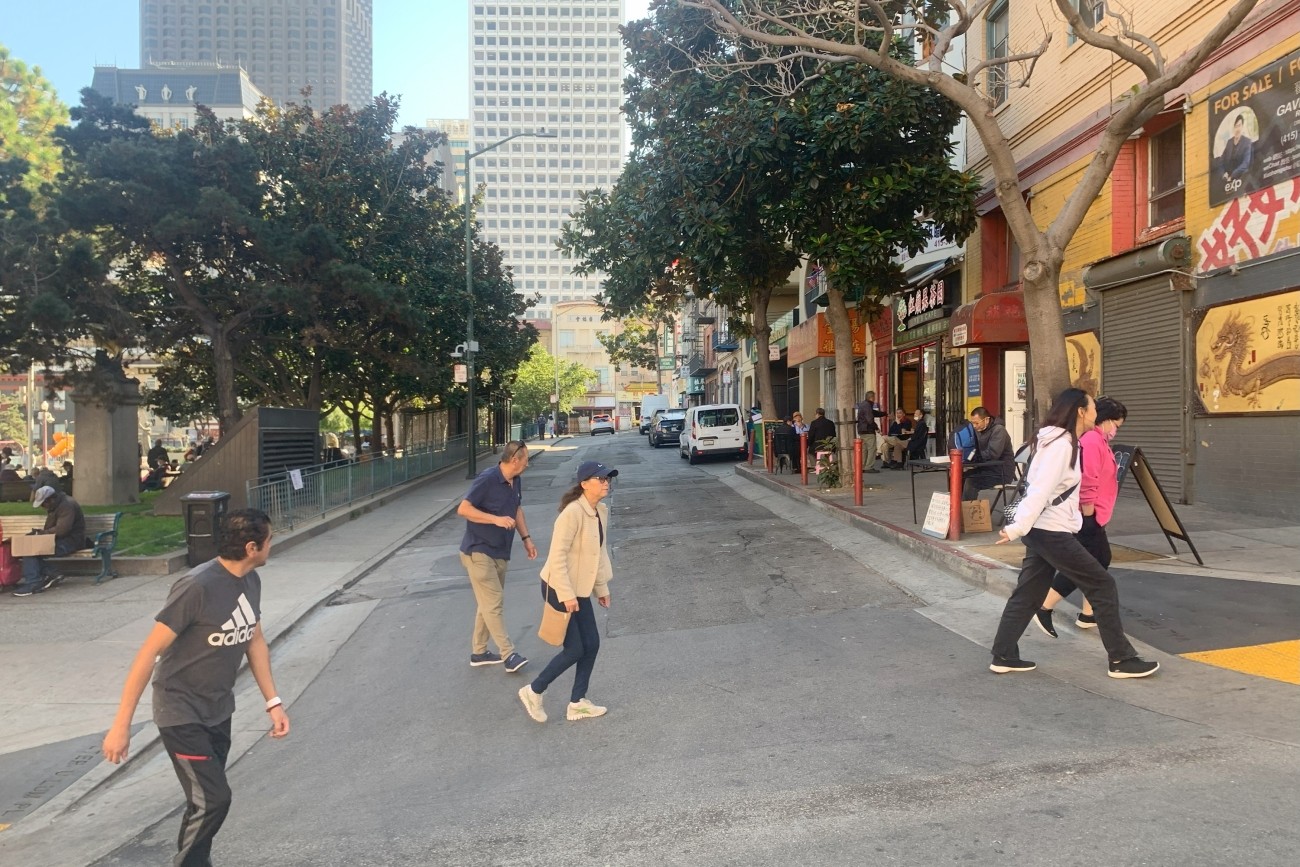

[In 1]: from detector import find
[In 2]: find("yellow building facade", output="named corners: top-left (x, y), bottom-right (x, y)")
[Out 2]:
top-left (954, 0), bottom-right (1299, 518)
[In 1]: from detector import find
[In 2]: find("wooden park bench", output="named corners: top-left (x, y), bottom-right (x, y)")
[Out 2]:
top-left (0, 513), bottom-right (123, 584)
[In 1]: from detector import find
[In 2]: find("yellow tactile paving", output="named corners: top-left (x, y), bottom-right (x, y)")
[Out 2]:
top-left (1181, 639), bottom-right (1300, 685)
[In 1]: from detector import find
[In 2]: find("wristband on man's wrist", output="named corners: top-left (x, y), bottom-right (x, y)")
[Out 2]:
top-left (520, 534), bottom-right (531, 541)
top-left (265, 697), bottom-right (283, 712)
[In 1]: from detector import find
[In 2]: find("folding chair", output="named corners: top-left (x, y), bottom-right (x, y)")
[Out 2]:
top-left (990, 444), bottom-right (1032, 526)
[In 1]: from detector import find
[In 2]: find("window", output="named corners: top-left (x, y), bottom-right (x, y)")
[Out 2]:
top-left (1149, 122), bottom-right (1185, 226)
top-left (986, 1), bottom-right (1009, 106)
top-left (1080, 0), bottom-right (1105, 28)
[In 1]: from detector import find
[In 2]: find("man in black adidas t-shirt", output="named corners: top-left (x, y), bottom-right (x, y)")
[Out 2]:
top-left (103, 509), bottom-right (289, 867)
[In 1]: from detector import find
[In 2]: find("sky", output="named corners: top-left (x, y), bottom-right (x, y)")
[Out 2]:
top-left (1, 1), bottom-right (652, 128)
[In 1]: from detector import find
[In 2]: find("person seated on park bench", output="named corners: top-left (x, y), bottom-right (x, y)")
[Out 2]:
top-left (141, 464), bottom-right (168, 492)
top-left (11, 486), bottom-right (88, 597)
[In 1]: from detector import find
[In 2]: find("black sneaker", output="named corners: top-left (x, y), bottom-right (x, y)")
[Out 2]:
top-left (1033, 608), bottom-right (1058, 638)
top-left (40, 574), bottom-right (64, 592)
top-left (12, 587), bottom-right (39, 598)
top-left (990, 656), bottom-right (1036, 673)
top-left (1108, 657), bottom-right (1160, 679)
top-left (469, 651), bottom-right (503, 667)
top-left (1076, 613), bottom-right (1097, 629)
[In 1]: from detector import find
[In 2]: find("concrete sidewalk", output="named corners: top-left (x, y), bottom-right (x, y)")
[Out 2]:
top-left (0, 438), bottom-right (574, 830)
top-left (736, 455), bottom-right (1300, 683)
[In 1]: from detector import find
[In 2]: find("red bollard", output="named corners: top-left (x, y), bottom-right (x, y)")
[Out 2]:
top-left (948, 448), bottom-right (964, 540)
top-left (800, 433), bottom-right (809, 485)
top-left (853, 437), bottom-right (864, 505)
top-left (766, 427), bottom-right (774, 473)
top-left (747, 427), bottom-right (754, 465)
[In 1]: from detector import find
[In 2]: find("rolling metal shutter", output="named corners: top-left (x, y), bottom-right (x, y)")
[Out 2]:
top-left (1100, 278), bottom-right (1187, 501)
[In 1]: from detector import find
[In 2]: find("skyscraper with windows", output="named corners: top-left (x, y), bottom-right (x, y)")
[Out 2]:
top-left (468, 1), bottom-right (626, 320)
top-left (139, 0), bottom-right (373, 110)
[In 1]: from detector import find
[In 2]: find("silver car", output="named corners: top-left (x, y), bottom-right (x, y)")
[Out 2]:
top-left (590, 414), bottom-right (616, 435)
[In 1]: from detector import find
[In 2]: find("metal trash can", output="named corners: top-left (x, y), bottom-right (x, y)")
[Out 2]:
top-left (181, 491), bottom-right (230, 567)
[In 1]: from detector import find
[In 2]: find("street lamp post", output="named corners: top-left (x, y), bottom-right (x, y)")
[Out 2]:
top-left (463, 129), bottom-right (556, 478)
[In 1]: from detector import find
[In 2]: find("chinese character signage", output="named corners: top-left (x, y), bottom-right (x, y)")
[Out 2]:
top-left (1208, 47), bottom-right (1300, 207)
top-left (1193, 289), bottom-right (1300, 414)
top-left (895, 271), bottom-right (958, 334)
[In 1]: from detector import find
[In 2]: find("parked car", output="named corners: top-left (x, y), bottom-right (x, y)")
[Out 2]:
top-left (680, 404), bottom-right (747, 464)
top-left (648, 410), bottom-right (686, 448)
top-left (638, 395), bottom-right (670, 434)
top-left (590, 414), bottom-right (616, 435)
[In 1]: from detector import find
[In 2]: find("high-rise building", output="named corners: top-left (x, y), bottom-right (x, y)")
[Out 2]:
top-left (426, 118), bottom-right (470, 202)
top-left (468, 1), bottom-right (626, 321)
top-left (139, 0), bottom-right (373, 110)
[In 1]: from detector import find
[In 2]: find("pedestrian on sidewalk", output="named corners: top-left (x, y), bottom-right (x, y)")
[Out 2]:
top-left (519, 461), bottom-right (616, 724)
top-left (990, 388), bottom-right (1159, 679)
top-left (1033, 396), bottom-right (1128, 638)
top-left (458, 439), bottom-right (538, 673)
top-left (101, 509), bottom-right (290, 867)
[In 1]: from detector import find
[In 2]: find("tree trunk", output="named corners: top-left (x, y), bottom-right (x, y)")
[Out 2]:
top-left (211, 327), bottom-right (242, 435)
top-left (1020, 254), bottom-right (1071, 424)
top-left (749, 286), bottom-right (777, 418)
top-left (825, 283), bottom-right (857, 472)
top-left (349, 409), bottom-right (363, 456)
top-left (384, 409), bottom-right (397, 454)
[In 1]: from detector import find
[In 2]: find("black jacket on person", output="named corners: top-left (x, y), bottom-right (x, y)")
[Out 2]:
top-left (807, 416), bottom-right (836, 448)
top-left (40, 491), bottom-right (88, 549)
top-left (907, 420), bottom-right (930, 454)
top-left (972, 417), bottom-right (1015, 483)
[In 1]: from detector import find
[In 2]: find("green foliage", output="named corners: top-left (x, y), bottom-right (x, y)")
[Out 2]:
top-left (2, 89), bottom-right (531, 436)
top-left (509, 343), bottom-right (595, 419)
top-left (0, 46), bottom-right (68, 200)
top-left (814, 436), bottom-right (843, 489)
top-left (597, 318), bottom-right (661, 371)
top-left (0, 395), bottom-right (24, 442)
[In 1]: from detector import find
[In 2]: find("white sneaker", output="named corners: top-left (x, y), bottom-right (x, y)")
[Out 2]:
top-left (566, 698), bottom-right (607, 721)
top-left (518, 685), bottom-right (547, 723)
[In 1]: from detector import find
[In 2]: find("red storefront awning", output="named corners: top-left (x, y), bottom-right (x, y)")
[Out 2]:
top-left (949, 291), bottom-right (1029, 347)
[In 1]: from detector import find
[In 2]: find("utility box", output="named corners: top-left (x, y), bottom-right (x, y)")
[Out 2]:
top-left (181, 491), bottom-right (230, 567)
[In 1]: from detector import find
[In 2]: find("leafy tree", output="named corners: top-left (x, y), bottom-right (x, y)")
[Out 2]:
top-left (0, 394), bottom-right (25, 443)
top-left (0, 46), bottom-right (68, 199)
top-left (681, 0), bottom-right (1262, 408)
top-left (597, 317), bottom-right (664, 372)
top-left (509, 343), bottom-right (595, 420)
top-left (567, 1), bottom-right (975, 436)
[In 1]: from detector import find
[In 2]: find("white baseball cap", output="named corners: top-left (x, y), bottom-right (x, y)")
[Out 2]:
top-left (32, 486), bottom-right (57, 508)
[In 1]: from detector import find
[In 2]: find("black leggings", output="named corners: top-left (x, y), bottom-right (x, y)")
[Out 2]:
top-left (1051, 514), bottom-right (1111, 600)
top-left (159, 718), bottom-right (233, 867)
top-left (992, 528), bottom-right (1136, 663)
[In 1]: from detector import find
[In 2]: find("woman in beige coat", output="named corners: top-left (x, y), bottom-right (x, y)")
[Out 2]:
top-left (518, 461), bottom-right (616, 723)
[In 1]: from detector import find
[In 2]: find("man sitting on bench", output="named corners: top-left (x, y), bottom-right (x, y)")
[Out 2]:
top-left (12, 486), bottom-right (87, 597)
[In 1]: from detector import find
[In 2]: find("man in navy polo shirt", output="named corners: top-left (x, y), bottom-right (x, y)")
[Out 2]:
top-left (458, 440), bottom-right (538, 672)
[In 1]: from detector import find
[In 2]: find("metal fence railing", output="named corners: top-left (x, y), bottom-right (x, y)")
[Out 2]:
top-left (247, 435), bottom-right (471, 534)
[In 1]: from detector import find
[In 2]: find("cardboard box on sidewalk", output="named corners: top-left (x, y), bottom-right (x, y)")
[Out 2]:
top-left (961, 500), bottom-right (993, 534)
top-left (10, 533), bottom-right (55, 557)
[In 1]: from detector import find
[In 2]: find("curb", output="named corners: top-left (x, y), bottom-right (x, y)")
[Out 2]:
top-left (734, 465), bottom-right (1020, 598)
top-left (11, 464), bottom-right (475, 832)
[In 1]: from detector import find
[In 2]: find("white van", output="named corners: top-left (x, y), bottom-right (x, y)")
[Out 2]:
top-left (679, 403), bottom-right (747, 464)
top-left (638, 395), bottom-right (670, 433)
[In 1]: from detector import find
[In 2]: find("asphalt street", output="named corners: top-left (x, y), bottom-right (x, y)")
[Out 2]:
top-left (90, 432), bottom-right (1300, 866)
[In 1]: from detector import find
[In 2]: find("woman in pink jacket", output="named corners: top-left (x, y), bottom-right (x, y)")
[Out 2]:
top-left (1033, 397), bottom-right (1126, 638)
top-left (518, 461), bottom-right (616, 724)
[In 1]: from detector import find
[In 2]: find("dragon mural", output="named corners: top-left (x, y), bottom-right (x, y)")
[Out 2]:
top-left (1199, 307), bottom-right (1300, 411)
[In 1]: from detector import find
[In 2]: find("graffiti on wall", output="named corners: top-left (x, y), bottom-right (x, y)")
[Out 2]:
top-left (1066, 331), bottom-right (1101, 396)
top-left (1196, 178), bottom-right (1300, 273)
top-left (1194, 289), bottom-right (1300, 413)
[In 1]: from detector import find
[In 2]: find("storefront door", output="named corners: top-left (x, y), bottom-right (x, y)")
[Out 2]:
top-left (1002, 348), bottom-right (1029, 450)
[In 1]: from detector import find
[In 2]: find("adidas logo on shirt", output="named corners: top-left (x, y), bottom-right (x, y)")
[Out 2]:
top-left (207, 593), bottom-right (258, 647)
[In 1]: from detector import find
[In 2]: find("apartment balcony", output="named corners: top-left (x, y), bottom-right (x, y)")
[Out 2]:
top-left (712, 331), bottom-right (739, 352)
top-left (687, 352), bottom-right (715, 377)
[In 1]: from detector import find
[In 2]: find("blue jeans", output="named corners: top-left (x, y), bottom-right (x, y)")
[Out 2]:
top-left (531, 594), bottom-right (600, 703)
top-left (16, 536), bottom-right (80, 592)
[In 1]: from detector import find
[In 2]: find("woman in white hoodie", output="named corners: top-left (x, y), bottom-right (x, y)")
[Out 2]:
top-left (990, 389), bottom-right (1159, 679)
